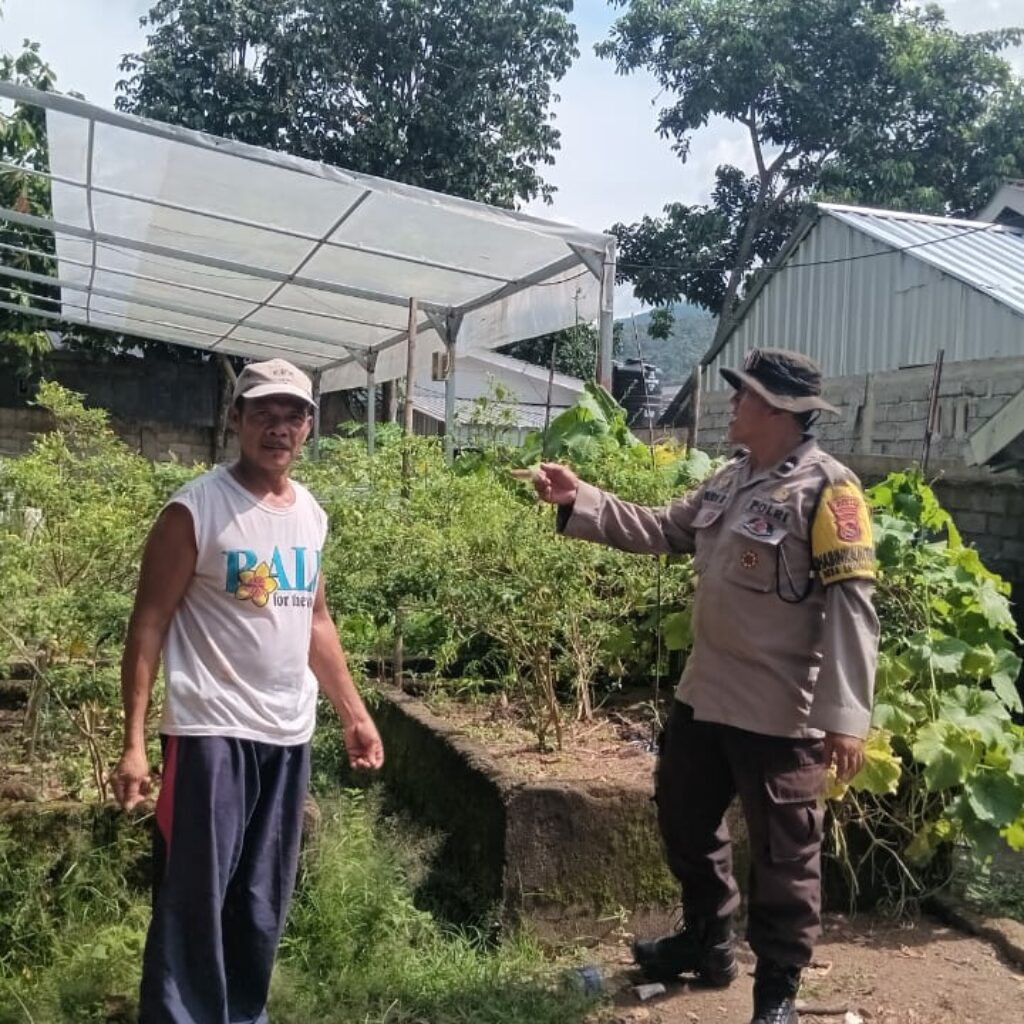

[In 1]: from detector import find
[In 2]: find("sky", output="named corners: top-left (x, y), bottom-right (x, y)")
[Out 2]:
top-left (2, 0), bottom-right (1023, 318)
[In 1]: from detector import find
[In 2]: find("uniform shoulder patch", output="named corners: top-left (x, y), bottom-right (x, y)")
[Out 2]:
top-left (811, 480), bottom-right (875, 585)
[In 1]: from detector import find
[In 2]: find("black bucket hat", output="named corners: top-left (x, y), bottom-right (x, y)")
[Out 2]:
top-left (720, 347), bottom-right (838, 415)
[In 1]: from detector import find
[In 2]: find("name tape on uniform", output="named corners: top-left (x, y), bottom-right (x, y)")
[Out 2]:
top-left (811, 482), bottom-right (876, 585)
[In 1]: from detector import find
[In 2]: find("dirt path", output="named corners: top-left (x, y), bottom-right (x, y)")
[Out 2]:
top-left (591, 913), bottom-right (1023, 1024)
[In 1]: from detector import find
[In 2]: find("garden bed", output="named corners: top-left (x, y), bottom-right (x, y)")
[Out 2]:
top-left (371, 683), bottom-right (750, 942)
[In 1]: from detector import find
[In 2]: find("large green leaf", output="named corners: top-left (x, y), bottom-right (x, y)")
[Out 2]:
top-left (1002, 818), bottom-right (1024, 851)
top-left (961, 644), bottom-right (997, 679)
top-left (990, 648), bottom-right (1024, 714)
top-left (974, 578), bottom-right (1017, 633)
top-left (965, 771), bottom-right (1024, 827)
top-left (929, 637), bottom-right (972, 676)
top-left (871, 699), bottom-right (921, 734)
top-left (939, 686), bottom-right (1011, 746)
top-left (875, 649), bottom-right (913, 692)
top-left (912, 722), bottom-right (980, 791)
top-left (661, 609), bottom-right (693, 652)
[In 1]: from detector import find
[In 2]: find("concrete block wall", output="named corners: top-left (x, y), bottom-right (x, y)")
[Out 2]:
top-left (695, 355), bottom-right (1024, 467)
top-left (0, 405), bottom-right (224, 464)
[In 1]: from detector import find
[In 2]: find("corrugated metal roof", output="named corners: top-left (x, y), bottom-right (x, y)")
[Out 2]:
top-left (821, 204), bottom-right (1024, 319)
top-left (467, 347), bottom-right (587, 395)
top-left (686, 203), bottom-right (1024, 405)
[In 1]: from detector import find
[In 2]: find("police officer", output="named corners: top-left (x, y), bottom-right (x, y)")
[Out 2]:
top-left (531, 348), bottom-right (879, 1024)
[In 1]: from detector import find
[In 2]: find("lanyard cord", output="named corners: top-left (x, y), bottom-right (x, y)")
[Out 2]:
top-left (774, 477), bottom-right (828, 604)
top-left (776, 542), bottom-right (815, 604)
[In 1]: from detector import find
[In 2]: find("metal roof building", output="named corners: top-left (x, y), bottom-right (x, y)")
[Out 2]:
top-left (699, 203), bottom-right (1024, 394)
top-left (410, 348), bottom-right (582, 444)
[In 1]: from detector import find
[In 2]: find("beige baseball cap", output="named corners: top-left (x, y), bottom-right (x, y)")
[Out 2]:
top-left (233, 358), bottom-right (317, 408)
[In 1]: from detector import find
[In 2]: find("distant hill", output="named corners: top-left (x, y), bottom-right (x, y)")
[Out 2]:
top-left (615, 303), bottom-right (716, 385)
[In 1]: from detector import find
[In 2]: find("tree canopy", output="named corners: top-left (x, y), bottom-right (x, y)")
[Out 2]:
top-left (600, 0), bottom-right (1024, 336)
top-left (0, 40), bottom-right (58, 372)
top-left (117, 0), bottom-right (579, 208)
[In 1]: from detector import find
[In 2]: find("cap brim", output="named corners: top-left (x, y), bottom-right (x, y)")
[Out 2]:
top-left (237, 382), bottom-right (317, 408)
top-left (719, 367), bottom-right (838, 415)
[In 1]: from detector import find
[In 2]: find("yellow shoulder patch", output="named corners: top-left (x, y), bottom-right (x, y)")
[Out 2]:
top-left (811, 481), bottom-right (875, 585)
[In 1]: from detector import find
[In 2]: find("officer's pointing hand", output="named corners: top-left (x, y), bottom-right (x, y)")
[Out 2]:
top-left (824, 732), bottom-right (865, 783)
top-left (534, 462), bottom-right (579, 506)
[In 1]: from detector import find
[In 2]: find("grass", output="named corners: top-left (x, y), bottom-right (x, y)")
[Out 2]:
top-left (0, 811), bottom-right (150, 1023)
top-left (273, 788), bottom-right (596, 1024)
top-left (953, 844), bottom-right (1024, 923)
top-left (0, 789), bottom-right (599, 1024)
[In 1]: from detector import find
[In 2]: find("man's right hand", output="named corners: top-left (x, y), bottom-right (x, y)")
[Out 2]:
top-left (534, 462), bottom-right (580, 506)
top-left (112, 748), bottom-right (152, 811)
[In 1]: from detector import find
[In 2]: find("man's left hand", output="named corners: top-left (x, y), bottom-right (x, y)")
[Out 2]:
top-left (344, 716), bottom-right (384, 770)
top-left (823, 732), bottom-right (865, 783)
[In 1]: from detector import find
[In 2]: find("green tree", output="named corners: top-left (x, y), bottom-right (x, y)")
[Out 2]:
top-left (117, 0), bottom-right (579, 207)
top-left (502, 321), bottom-right (599, 380)
top-left (0, 31), bottom-right (205, 377)
top-left (600, 0), bottom-right (1024, 339)
top-left (0, 39), bottom-right (58, 373)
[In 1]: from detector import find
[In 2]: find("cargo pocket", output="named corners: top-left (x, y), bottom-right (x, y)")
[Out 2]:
top-left (765, 764), bottom-right (825, 864)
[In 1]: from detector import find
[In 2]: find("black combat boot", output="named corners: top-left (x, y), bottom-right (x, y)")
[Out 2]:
top-left (632, 915), bottom-right (738, 986)
top-left (750, 960), bottom-right (801, 1024)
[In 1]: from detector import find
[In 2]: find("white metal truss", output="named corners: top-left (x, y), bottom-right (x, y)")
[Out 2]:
top-left (0, 82), bottom-right (616, 398)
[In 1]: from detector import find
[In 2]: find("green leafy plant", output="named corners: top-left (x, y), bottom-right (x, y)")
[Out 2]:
top-left (829, 469), bottom-right (1024, 909)
top-left (0, 382), bottom-right (201, 797)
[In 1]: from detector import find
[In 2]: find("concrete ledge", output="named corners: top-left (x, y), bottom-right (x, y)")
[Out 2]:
top-left (926, 893), bottom-right (1024, 969)
top-left (371, 686), bottom-right (751, 941)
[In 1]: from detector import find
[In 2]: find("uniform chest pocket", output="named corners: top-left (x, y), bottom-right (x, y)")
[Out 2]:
top-left (691, 503), bottom-right (727, 572)
top-left (723, 518), bottom-right (789, 593)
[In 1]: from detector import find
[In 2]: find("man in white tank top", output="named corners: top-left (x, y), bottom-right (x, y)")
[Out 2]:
top-left (111, 358), bottom-right (383, 1023)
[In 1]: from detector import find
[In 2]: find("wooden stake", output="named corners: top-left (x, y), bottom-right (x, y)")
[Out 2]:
top-left (686, 365), bottom-right (702, 450)
top-left (402, 297), bottom-right (418, 436)
top-left (402, 297), bottom-right (418, 491)
top-left (921, 348), bottom-right (945, 476)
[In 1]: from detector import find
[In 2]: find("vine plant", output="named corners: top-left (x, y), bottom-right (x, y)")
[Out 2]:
top-left (829, 470), bottom-right (1024, 908)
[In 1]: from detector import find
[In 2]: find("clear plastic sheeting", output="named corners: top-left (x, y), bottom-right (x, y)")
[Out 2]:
top-left (0, 84), bottom-right (614, 390)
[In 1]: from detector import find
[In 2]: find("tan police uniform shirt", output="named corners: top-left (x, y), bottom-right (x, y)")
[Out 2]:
top-left (559, 438), bottom-right (879, 739)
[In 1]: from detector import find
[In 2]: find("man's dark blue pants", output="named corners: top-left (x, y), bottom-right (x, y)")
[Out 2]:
top-left (139, 735), bottom-right (311, 1024)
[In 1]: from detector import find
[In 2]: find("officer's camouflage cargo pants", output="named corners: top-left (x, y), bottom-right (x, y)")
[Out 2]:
top-left (655, 700), bottom-right (826, 967)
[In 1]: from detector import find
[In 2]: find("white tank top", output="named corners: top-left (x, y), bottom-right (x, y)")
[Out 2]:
top-left (159, 466), bottom-right (328, 745)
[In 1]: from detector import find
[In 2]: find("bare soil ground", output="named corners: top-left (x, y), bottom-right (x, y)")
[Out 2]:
top-left (592, 913), bottom-right (1024, 1024)
top-left (421, 689), bottom-right (660, 787)
top-left (421, 690), bottom-right (1024, 1024)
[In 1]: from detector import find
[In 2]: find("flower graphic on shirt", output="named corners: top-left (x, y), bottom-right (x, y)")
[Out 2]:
top-left (235, 562), bottom-right (279, 607)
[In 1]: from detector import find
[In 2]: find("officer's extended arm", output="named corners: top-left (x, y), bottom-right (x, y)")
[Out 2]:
top-left (555, 479), bottom-right (705, 556)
